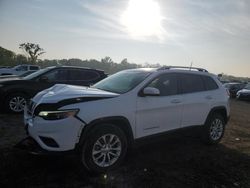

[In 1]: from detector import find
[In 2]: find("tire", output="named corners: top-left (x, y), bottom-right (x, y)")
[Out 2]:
top-left (80, 124), bottom-right (128, 173)
top-left (202, 113), bottom-right (225, 144)
top-left (4, 93), bottom-right (28, 113)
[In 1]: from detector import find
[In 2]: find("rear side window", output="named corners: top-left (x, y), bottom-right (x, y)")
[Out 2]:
top-left (180, 74), bottom-right (205, 94)
top-left (44, 69), bottom-right (68, 81)
top-left (202, 76), bottom-right (218, 90)
top-left (68, 69), bottom-right (100, 81)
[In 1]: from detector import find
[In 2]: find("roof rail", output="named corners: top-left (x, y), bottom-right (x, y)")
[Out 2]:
top-left (157, 66), bottom-right (208, 72)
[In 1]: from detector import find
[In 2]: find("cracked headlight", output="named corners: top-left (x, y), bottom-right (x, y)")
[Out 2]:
top-left (38, 109), bottom-right (79, 120)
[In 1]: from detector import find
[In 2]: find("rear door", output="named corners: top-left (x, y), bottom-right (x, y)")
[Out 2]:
top-left (179, 73), bottom-right (211, 127)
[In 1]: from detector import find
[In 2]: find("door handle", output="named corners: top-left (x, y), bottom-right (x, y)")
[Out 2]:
top-left (205, 96), bottom-right (213, 100)
top-left (171, 99), bottom-right (181, 104)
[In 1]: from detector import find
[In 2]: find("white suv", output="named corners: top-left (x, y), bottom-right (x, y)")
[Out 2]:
top-left (22, 66), bottom-right (230, 172)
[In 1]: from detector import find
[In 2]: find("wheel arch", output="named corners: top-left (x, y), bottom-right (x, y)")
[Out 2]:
top-left (205, 106), bottom-right (229, 125)
top-left (77, 116), bottom-right (134, 151)
top-left (4, 89), bottom-right (32, 100)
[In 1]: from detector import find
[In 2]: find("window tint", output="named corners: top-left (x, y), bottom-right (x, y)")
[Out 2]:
top-left (202, 76), bottom-right (218, 90)
top-left (147, 74), bottom-right (178, 96)
top-left (180, 74), bottom-right (205, 94)
top-left (43, 69), bottom-right (68, 81)
top-left (30, 66), bottom-right (39, 70)
top-left (68, 69), bottom-right (99, 81)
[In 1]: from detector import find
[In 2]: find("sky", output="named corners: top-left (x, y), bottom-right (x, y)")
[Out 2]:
top-left (0, 0), bottom-right (250, 77)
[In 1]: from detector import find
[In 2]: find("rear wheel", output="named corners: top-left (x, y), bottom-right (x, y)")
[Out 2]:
top-left (202, 113), bottom-right (225, 144)
top-left (80, 124), bottom-right (128, 173)
top-left (5, 93), bottom-right (28, 113)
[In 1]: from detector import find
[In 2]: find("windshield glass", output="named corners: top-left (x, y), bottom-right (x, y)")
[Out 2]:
top-left (23, 67), bottom-right (53, 80)
top-left (93, 70), bottom-right (151, 94)
top-left (244, 84), bottom-right (250, 90)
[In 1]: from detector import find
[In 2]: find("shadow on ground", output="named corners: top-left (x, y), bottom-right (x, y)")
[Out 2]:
top-left (0, 133), bottom-right (250, 188)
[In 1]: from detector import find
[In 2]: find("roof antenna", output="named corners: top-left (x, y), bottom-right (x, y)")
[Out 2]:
top-left (189, 61), bottom-right (193, 70)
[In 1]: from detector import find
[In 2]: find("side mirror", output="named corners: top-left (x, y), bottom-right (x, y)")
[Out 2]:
top-left (142, 87), bottom-right (160, 96)
top-left (39, 75), bottom-right (49, 82)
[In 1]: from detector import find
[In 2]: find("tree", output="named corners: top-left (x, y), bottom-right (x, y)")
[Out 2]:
top-left (19, 43), bottom-right (45, 63)
top-left (0, 46), bottom-right (16, 66)
top-left (101, 56), bottom-right (113, 64)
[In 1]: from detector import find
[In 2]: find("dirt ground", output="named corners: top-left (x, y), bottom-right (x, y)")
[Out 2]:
top-left (0, 99), bottom-right (250, 188)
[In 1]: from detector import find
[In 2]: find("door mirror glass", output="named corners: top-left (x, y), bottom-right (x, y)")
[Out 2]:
top-left (143, 87), bottom-right (160, 96)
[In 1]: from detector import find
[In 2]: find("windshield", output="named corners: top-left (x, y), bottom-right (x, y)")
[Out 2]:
top-left (93, 70), bottom-right (151, 94)
top-left (244, 84), bottom-right (250, 90)
top-left (23, 67), bottom-right (53, 80)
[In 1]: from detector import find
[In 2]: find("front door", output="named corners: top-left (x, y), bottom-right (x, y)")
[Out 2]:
top-left (136, 73), bottom-right (183, 138)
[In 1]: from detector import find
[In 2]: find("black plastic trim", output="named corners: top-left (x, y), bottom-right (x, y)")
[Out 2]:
top-left (34, 96), bottom-right (114, 115)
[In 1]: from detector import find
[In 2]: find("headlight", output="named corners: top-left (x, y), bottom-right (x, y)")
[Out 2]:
top-left (38, 109), bottom-right (79, 120)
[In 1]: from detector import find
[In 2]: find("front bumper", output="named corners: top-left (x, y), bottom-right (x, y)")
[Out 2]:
top-left (15, 136), bottom-right (75, 155)
top-left (23, 108), bottom-right (85, 152)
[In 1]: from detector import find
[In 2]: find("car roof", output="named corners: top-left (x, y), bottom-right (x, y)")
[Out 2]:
top-left (47, 66), bottom-right (105, 72)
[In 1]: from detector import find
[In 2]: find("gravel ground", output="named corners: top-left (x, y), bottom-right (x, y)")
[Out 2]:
top-left (0, 99), bottom-right (250, 188)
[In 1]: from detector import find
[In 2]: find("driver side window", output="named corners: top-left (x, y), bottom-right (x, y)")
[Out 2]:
top-left (147, 74), bottom-right (178, 96)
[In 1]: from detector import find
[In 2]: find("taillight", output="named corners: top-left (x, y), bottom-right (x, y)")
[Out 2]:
top-left (226, 89), bottom-right (230, 96)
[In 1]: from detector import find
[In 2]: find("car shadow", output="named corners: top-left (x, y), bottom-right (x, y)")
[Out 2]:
top-left (1, 132), bottom-right (250, 188)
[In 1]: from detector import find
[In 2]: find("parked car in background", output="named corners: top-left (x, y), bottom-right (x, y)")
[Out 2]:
top-left (0, 64), bottom-right (40, 76)
top-left (20, 66), bottom-right (230, 173)
top-left (236, 84), bottom-right (250, 100)
top-left (0, 66), bottom-right (11, 69)
top-left (0, 66), bottom-right (107, 113)
top-left (0, 70), bottom-right (37, 79)
top-left (223, 82), bottom-right (246, 98)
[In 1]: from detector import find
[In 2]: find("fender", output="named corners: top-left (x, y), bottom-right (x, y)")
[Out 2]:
top-left (76, 116), bottom-right (134, 151)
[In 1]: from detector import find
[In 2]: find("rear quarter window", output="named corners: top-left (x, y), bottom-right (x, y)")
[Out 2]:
top-left (202, 76), bottom-right (219, 90)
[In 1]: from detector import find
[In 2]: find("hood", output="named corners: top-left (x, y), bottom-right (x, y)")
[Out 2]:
top-left (0, 77), bottom-right (22, 83)
top-left (238, 89), bottom-right (250, 94)
top-left (32, 84), bottom-right (119, 105)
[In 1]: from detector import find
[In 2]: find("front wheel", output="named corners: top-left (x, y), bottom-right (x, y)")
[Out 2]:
top-left (4, 93), bottom-right (28, 113)
top-left (80, 124), bottom-right (128, 173)
top-left (202, 114), bottom-right (225, 144)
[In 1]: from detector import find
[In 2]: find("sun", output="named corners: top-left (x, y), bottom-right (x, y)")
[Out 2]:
top-left (121, 0), bottom-right (165, 40)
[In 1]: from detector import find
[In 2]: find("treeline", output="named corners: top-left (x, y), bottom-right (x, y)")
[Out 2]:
top-left (37, 57), bottom-right (142, 74)
top-left (0, 46), bottom-right (147, 74)
top-left (0, 46), bottom-right (249, 81)
top-left (0, 46), bottom-right (29, 66)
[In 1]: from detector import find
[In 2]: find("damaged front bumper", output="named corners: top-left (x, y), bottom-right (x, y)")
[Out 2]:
top-left (14, 136), bottom-right (74, 155)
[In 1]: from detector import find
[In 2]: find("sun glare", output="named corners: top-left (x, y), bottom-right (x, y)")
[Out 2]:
top-left (121, 0), bottom-right (165, 40)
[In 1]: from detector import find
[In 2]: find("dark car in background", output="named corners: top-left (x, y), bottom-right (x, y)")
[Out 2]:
top-left (0, 66), bottom-right (107, 113)
top-left (223, 82), bottom-right (246, 98)
top-left (236, 84), bottom-right (250, 101)
top-left (0, 70), bottom-right (37, 79)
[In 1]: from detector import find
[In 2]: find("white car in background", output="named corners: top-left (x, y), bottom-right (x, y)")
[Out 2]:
top-left (20, 66), bottom-right (230, 173)
top-left (236, 83), bottom-right (250, 100)
top-left (0, 64), bottom-right (40, 76)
